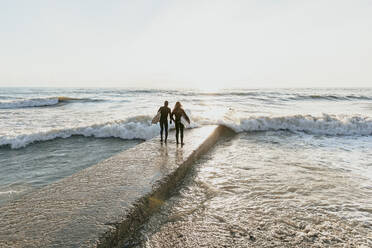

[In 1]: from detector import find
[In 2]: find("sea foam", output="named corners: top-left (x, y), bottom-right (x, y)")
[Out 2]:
top-left (0, 98), bottom-right (60, 109)
top-left (0, 97), bottom-right (98, 109)
top-left (223, 113), bottom-right (372, 136)
top-left (0, 117), bottom-right (159, 149)
top-left (1, 114), bottom-right (371, 149)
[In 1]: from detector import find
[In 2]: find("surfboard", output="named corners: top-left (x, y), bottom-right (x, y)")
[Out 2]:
top-left (181, 115), bottom-right (190, 127)
top-left (151, 112), bottom-right (161, 124)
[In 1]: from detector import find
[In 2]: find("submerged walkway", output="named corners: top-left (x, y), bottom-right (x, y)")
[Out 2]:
top-left (0, 125), bottom-right (231, 248)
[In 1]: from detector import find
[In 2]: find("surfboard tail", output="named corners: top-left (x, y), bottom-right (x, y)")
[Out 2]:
top-left (151, 112), bottom-right (161, 124)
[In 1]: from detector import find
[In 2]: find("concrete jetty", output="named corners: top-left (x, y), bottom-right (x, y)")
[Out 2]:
top-left (0, 125), bottom-right (232, 248)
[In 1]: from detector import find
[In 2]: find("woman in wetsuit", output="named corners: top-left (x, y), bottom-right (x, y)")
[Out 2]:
top-left (171, 101), bottom-right (190, 145)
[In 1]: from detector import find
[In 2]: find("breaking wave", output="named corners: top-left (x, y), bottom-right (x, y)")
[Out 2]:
top-left (289, 94), bottom-right (372, 101)
top-left (1, 114), bottom-right (371, 149)
top-left (222, 114), bottom-right (372, 136)
top-left (0, 116), bottom-right (159, 149)
top-left (173, 90), bottom-right (372, 101)
top-left (0, 97), bottom-right (102, 109)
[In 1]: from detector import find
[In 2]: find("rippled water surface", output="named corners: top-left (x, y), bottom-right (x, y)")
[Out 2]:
top-left (0, 137), bottom-right (141, 205)
top-left (1, 87), bottom-right (372, 246)
top-left (131, 133), bottom-right (372, 247)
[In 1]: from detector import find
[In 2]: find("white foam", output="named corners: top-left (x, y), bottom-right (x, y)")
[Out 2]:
top-left (0, 98), bottom-right (59, 109)
top-left (0, 190), bottom-right (19, 195)
top-left (0, 117), bottom-right (160, 149)
top-left (1, 113), bottom-right (371, 149)
top-left (221, 113), bottom-right (372, 136)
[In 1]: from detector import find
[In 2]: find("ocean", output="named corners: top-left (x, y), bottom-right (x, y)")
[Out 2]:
top-left (1, 87), bottom-right (371, 246)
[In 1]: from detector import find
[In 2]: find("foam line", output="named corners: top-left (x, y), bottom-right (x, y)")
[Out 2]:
top-left (0, 98), bottom-right (59, 109)
top-left (222, 114), bottom-right (372, 135)
top-left (0, 118), bottom-right (159, 149)
top-left (0, 96), bottom-right (101, 109)
top-left (1, 114), bottom-right (371, 149)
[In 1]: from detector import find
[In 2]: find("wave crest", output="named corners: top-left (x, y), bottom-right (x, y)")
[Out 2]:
top-left (289, 94), bottom-right (372, 101)
top-left (1, 114), bottom-right (371, 149)
top-left (0, 97), bottom-right (101, 109)
top-left (222, 114), bottom-right (372, 136)
top-left (0, 98), bottom-right (59, 109)
top-left (0, 117), bottom-right (159, 149)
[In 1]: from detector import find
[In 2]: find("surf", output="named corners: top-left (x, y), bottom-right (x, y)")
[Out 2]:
top-left (0, 96), bottom-right (102, 109)
top-left (1, 113), bottom-right (371, 150)
top-left (220, 113), bottom-right (372, 136)
top-left (0, 116), bottom-right (158, 149)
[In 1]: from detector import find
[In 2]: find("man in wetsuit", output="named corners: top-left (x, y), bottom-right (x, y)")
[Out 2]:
top-left (158, 101), bottom-right (173, 143)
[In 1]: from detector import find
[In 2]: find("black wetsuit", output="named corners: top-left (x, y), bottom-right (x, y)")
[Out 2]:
top-left (158, 106), bottom-right (172, 141)
top-left (171, 108), bottom-right (190, 144)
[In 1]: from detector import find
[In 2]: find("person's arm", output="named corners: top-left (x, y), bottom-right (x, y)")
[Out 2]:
top-left (158, 107), bottom-right (162, 113)
top-left (168, 109), bottom-right (173, 123)
top-left (182, 110), bottom-right (191, 124)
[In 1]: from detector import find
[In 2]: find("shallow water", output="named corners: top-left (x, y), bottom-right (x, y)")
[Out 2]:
top-left (0, 136), bottom-right (141, 205)
top-left (131, 133), bottom-right (372, 247)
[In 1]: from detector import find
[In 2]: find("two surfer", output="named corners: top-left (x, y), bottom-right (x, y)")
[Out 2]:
top-left (156, 101), bottom-right (190, 145)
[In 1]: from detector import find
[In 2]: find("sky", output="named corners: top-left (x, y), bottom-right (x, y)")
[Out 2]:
top-left (0, 0), bottom-right (371, 89)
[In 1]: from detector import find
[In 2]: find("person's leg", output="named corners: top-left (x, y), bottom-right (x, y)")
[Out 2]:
top-left (160, 121), bottom-right (164, 141)
top-left (164, 121), bottom-right (168, 142)
top-left (175, 122), bottom-right (180, 144)
top-left (180, 123), bottom-right (184, 145)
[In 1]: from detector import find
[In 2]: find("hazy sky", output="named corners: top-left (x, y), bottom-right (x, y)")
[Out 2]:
top-left (1, 0), bottom-right (371, 89)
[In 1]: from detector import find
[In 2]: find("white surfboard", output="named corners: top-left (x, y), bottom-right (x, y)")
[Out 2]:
top-left (181, 115), bottom-right (190, 127)
top-left (151, 112), bottom-right (161, 124)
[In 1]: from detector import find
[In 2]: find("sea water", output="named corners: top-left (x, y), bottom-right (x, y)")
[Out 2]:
top-left (0, 87), bottom-right (371, 245)
top-left (133, 133), bottom-right (372, 247)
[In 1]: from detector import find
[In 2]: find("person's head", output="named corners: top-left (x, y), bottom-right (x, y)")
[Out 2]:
top-left (164, 101), bottom-right (168, 107)
top-left (174, 101), bottom-right (181, 111)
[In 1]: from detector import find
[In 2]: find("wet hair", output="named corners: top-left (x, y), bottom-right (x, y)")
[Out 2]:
top-left (173, 101), bottom-right (181, 112)
top-left (164, 101), bottom-right (168, 106)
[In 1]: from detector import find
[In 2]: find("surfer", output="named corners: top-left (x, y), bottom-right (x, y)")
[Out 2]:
top-left (157, 101), bottom-right (173, 143)
top-left (171, 101), bottom-right (190, 145)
